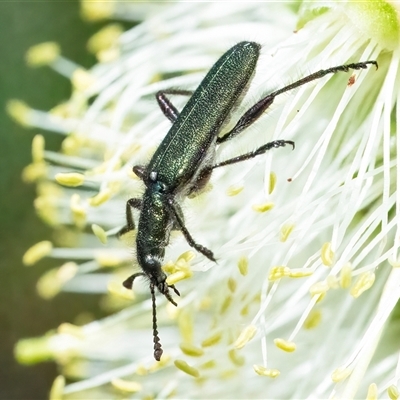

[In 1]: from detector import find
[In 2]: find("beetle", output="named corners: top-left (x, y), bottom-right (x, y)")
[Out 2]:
top-left (120, 41), bottom-right (377, 361)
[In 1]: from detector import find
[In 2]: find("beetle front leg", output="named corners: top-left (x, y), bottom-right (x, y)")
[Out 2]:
top-left (118, 198), bottom-right (142, 237)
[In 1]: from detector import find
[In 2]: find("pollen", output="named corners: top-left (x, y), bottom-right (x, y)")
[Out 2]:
top-left (71, 68), bottom-right (96, 92)
top-left (201, 331), bottom-right (222, 347)
top-left (350, 271), bottom-right (375, 298)
top-left (87, 24), bottom-right (123, 54)
top-left (80, 0), bottom-right (115, 21)
top-left (274, 338), bottom-right (296, 352)
top-left (238, 256), bottom-right (249, 276)
top-left (228, 349), bottom-right (245, 366)
top-left (166, 269), bottom-right (193, 285)
top-left (303, 309), bottom-right (322, 329)
top-left (226, 184), bottom-right (244, 196)
top-left (92, 224), bottom-right (107, 244)
top-left (32, 134), bottom-right (45, 163)
top-left (55, 172), bottom-right (85, 187)
top-left (6, 99), bottom-right (32, 127)
top-left (234, 325), bottom-right (257, 349)
top-left (70, 194), bottom-right (86, 228)
top-left (268, 265), bottom-right (290, 281)
top-left (253, 365), bottom-right (280, 378)
top-left (309, 281), bottom-right (330, 297)
top-left (321, 242), bottom-right (334, 266)
top-left (25, 42), bottom-right (60, 67)
top-left (49, 375), bottom-right (65, 400)
top-left (331, 367), bottom-right (352, 382)
top-left (180, 343), bottom-right (204, 357)
top-left (88, 188), bottom-right (112, 206)
top-left (388, 384), bottom-right (399, 400)
top-left (108, 281), bottom-right (134, 300)
top-left (280, 223), bottom-right (295, 242)
top-left (269, 172), bottom-right (277, 194)
top-left (57, 323), bottom-right (85, 338)
top-left (339, 263), bottom-right (353, 288)
top-left (174, 360), bottom-right (200, 378)
top-left (111, 378), bottom-right (142, 393)
top-left (23, 241), bottom-right (53, 266)
top-left (366, 383), bottom-right (378, 400)
top-left (227, 278), bottom-right (237, 292)
top-left (288, 269), bottom-right (313, 278)
top-left (252, 202), bottom-right (274, 213)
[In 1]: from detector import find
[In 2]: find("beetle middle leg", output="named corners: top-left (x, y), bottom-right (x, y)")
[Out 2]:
top-left (156, 89), bottom-right (193, 123)
top-left (167, 200), bottom-right (216, 262)
top-left (118, 198), bottom-right (142, 237)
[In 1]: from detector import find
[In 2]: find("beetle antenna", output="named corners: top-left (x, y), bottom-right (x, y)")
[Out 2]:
top-left (150, 282), bottom-right (163, 361)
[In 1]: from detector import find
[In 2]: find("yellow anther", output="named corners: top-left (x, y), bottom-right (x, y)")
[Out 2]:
top-left (388, 384), bottom-right (399, 400)
top-left (91, 224), bottom-right (107, 244)
top-left (199, 296), bottom-right (212, 310)
top-left (49, 375), bottom-right (65, 400)
top-left (71, 68), bottom-right (96, 91)
top-left (57, 323), bottom-right (85, 338)
top-left (87, 24), bottom-right (123, 54)
top-left (288, 269), bottom-right (313, 278)
top-left (309, 281), bottom-right (330, 296)
top-left (226, 184), bottom-right (244, 196)
top-left (253, 365), bottom-right (280, 378)
top-left (280, 223), bottom-right (295, 242)
top-left (227, 278), bottom-right (237, 292)
top-left (70, 194), bottom-right (86, 228)
top-left (240, 304), bottom-right (249, 316)
top-left (136, 365), bottom-right (148, 376)
top-left (326, 275), bottom-right (339, 289)
top-left (37, 262), bottom-right (78, 299)
top-left (367, 383), bottom-right (378, 400)
top-left (6, 99), bottom-right (32, 126)
top-left (177, 250), bottom-right (196, 263)
top-left (268, 265), bottom-right (290, 281)
top-left (111, 378), bottom-right (142, 393)
top-left (178, 310), bottom-right (193, 344)
top-left (95, 252), bottom-right (125, 268)
top-left (149, 353), bottom-right (170, 371)
top-left (23, 241), bottom-right (53, 266)
top-left (234, 325), bottom-right (257, 349)
top-left (252, 202), bottom-right (274, 213)
top-left (55, 172), bottom-right (85, 187)
top-left (174, 360), bottom-right (200, 378)
top-left (80, 0), bottom-right (115, 21)
top-left (228, 349), bottom-right (245, 366)
top-left (389, 258), bottom-right (400, 268)
top-left (108, 281), bottom-right (134, 300)
top-left (274, 338), bottom-right (296, 352)
top-left (180, 343), bottom-right (204, 357)
top-left (97, 48), bottom-right (120, 63)
top-left (340, 263), bottom-right (353, 288)
top-left (331, 367), bottom-right (352, 382)
top-left (166, 269), bottom-right (193, 285)
top-left (200, 360), bottom-right (216, 369)
top-left (61, 135), bottom-right (85, 155)
top-left (201, 331), bottom-right (222, 347)
top-left (303, 309), bottom-right (322, 330)
top-left (321, 242), bottom-right (334, 266)
top-left (350, 271), bottom-right (375, 298)
top-left (238, 256), bottom-right (249, 276)
top-left (25, 42), bottom-right (60, 67)
top-left (22, 163), bottom-right (47, 183)
top-left (88, 188), bottom-right (111, 206)
top-left (269, 172), bottom-right (277, 194)
top-left (220, 294), bottom-right (232, 314)
top-left (32, 134), bottom-right (45, 163)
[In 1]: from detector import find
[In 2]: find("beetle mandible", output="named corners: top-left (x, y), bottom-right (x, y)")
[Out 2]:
top-left (120, 41), bottom-right (377, 361)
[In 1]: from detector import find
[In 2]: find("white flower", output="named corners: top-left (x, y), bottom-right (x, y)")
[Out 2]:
top-left (11, 1), bottom-right (400, 399)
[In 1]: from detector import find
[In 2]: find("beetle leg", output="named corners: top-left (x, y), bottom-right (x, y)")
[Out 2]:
top-left (156, 89), bottom-right (193, 123)
top-left (168, 200), bottom-right (216, 262)
top-left (118, 198), bottom-right (142, 236)
top-left (212, 140), bottom-right (295, 169)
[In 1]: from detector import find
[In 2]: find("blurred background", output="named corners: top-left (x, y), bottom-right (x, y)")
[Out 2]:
top-left (0, 3), bottom-right (114, 398)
